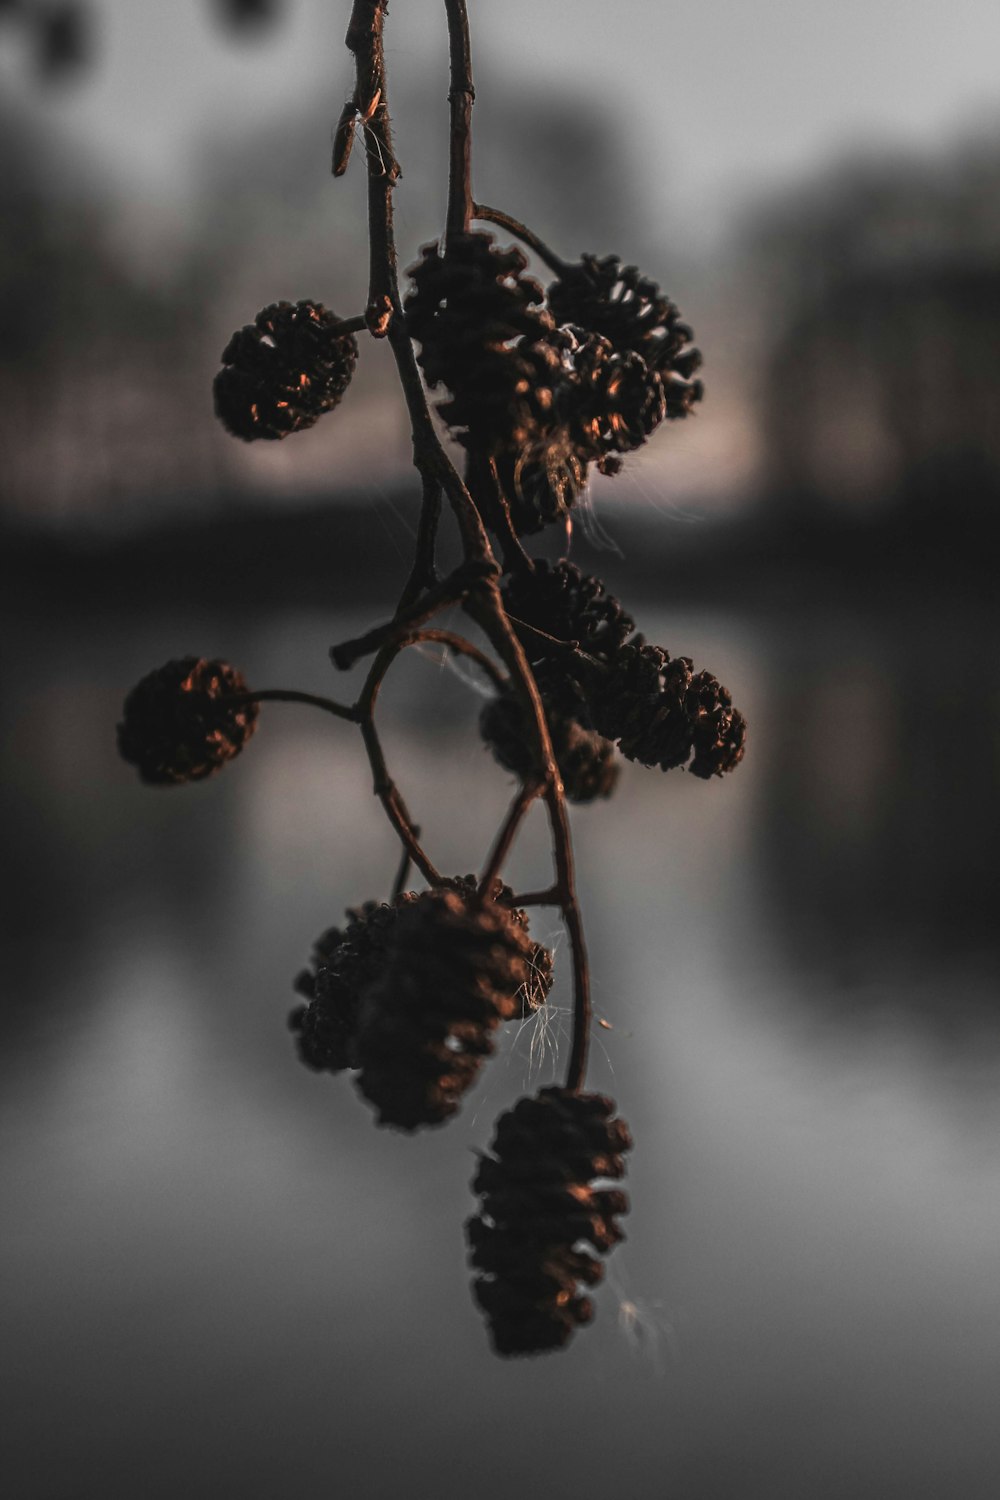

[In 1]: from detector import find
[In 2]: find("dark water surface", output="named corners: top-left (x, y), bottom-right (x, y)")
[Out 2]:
top-left (3, 597), bottom-right (999, 1499)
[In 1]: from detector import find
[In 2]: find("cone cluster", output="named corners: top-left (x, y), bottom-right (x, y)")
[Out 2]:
top-left (467, 1087), bottom-right (631, 1356)
top-left (117, 658), bottom-right (258, 786)
top-left (213, 299), bottom-right (358, 441)
top-left (404, 231), bottom-right (703, 536)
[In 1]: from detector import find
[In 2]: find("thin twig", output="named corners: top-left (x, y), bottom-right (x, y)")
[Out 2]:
top-left (345, 0), bottom-right (399, 338)
top-left (328, 314), bottom-right (369, 339)
top-left (444, 0), bottom-right (475, 242)
top-left (395, 472), bottom-right (442, 613)
top-left (331, 560), bottom-right (496, 670)
top-left (391, 837), bottom-right (416, 900)
top-left (510, 887), bottom-right (562, 908)
top-left (344, 0), bottom-right (493, 561)
top-left (472, 202), bottom-right (569, 275)
top-left (504, 614), bottom-right (580, 654)
top-left (356, 641), bottom-right (443, 886)
top-left (543, 784), bottom-right (591, 1093)
top-left (233, 688), bottom-right (358, 721)
top-left (479, 780), bottom-right (541, 896)
top-left (470, 454), bottom-right (535, 577)
top-left (406, 628), bottom-right (508, 692)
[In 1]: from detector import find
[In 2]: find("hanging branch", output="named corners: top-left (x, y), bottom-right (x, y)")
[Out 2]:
top-left (340, 0), bottom-right (592, 1095)
top-left (120, 0), bottom-right (747, 1363)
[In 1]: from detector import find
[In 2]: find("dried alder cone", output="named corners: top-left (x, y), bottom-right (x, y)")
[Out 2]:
top-left (290, 893), bottom-right (420, 1075)
top-left (467, 1088), bottom-right (631, 1356)
top-left (355, 886), bottom-right (546, 1131)
top-left (480, 689), bottom-right (619, 805)
top-left (117, 657), bottom-right (258, 785)
top-left (592, 639), bottom-right (748, 779)
top-left (213, 299), bottom-right (358, 441)
top-left (290, 879), bottom-right (553, 1081)
top-left (547, 253), bottom-right (704, 416)
top-left (485, 560), bottom-right (747, 781)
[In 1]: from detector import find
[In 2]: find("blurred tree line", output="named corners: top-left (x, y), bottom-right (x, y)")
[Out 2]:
top-left (750, 139), bottom-right (1000, 527)
top-left (4, 10), bottom-right (1000, 546)
top-left (0, 57), bottom-right (644, 531)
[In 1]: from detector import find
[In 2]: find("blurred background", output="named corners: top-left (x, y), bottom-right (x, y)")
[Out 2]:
top-left (2, 2), bottom-right (999, 1497)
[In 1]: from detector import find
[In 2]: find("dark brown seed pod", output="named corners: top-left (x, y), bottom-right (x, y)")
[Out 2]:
top-left (459, 877), bottom-right (554, 1019)
top-left (569, 329), bottom-right (668, 458)
top-left (500, 561), bottom-right (635, 719)
top-left (354, 887), bottom-right (540, 1131)
top-left (591, 639), bottom-right (747, 778)
top-left (289, 893), bottom-right (420, 1074)
top-left (290, 882), bottom-right (552, 1078)
top-left (405, 234), bottom-right (590, 488)
top-left (480, 689), bottom-right (619, 805)
top-left (404, 231), bottom-right (549, 396)
top-left (213, 299), bottom-right (358, 441)
top-left (117, 657), bottom-right (258, 786)
top-left (467, 1087), bottom-right (631, 1357)
top-left (548, 253), bottom-right (704, 418)
top-left (501, 561), bottom-right (635, 669)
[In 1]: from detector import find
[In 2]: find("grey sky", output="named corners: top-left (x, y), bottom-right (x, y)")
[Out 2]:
top-left (7, 0), bottom-right (1000, 242)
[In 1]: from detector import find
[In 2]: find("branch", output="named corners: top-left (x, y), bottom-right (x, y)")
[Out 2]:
top-left (445, 0), bottom-right (475, 242)
top-left (472, 202), bottom-right (569, 275)
top-left (345, 0), bottom-right (400, 338)
top-left (406, 627), bottom-right (508, 693)
top-left (395, 472), bottom-right (442, 612)
top-left (232, 688), bottom-right (357, 721)
top-left (356, 641), bottom-right (443, 887)
top-left (391, 835), bottom-right (416, 900)
top-left (341, 0), bottom-right (593, 1095)
top-left (343, 0), bottom-right (495, 561)
top-left (479, 780), bottom-right (541, 895)
top-left (330, 560), bottom-right (496, 670)
top-left (543, 784), bottom-right (591, 1093)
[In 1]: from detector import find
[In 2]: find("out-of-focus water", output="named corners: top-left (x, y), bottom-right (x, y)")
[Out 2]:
top-left (2, 597), bottom-right (999, 1499)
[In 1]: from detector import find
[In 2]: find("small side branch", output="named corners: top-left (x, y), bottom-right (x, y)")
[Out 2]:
top-left (468, 455), bottom-right (535, 578)
top-left (235, 688), bottom-right (358, 722)
top-left (472, 202), bottom-right (568, 275)
top-left (479, 780), bottom-right (542, 896)
top-left (395, 473), bottom-right (443, 612)
top-left (331, 560), bottom-right (497, 671)
top-left (510, 886), bottom-right (562, 908)
top-left (391, 835), bottom-right (417, 900)
top-left (356, 642), bottom-right (443, 887)
top-left (328, 314), bottom-right (369, 339)
top-left (544, 784), bottom-right (591, 1094)
top-left (407, 628), bottom-right (508, 693)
